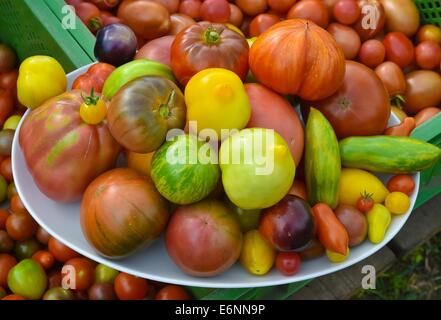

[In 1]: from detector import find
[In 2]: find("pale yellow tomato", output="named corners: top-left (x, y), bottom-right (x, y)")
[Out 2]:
top-left (126, 151), bottom-right (155, 176)
top-left (240, 230), bottom-right (275, 275)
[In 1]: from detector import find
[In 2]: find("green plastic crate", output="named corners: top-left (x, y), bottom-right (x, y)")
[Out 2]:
top-left (0, 0), bottom-right (95, 72)
top-left (415, 0), bottom-right (441, 26)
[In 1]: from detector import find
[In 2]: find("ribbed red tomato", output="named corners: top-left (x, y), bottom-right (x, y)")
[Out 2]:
top-left (249, 19), bottom-right (345, 101)
top-left (171, 22), bottom-right (249, 85)
top-left (310, 61), bottom-right (390, 138)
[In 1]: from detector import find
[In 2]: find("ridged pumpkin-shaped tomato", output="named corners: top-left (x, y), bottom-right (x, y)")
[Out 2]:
top-left (80, 168), bottom-right (170, 258)
top-left (19, 90), bottom-right (120, 202)
top-left (107, 76), bottom-right (186, 153)
top-left (249, 19), bottom-right (345, 101)
top-left (171, 22), bottom-right (249, 85)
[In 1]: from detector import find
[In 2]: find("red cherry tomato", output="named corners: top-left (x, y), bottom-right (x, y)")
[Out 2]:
top-left (10, 195), bottom-right (27, 215)
top-left (358, 39), bottom-right (386, 68)
top-left (275, 252), bottom-right (302, 276)
top-left (155, 285), bottom-right (190, 300)
top-left (0, 253), bottom-right (16, 287)
top-left (383, 32), bottom-right (415, 68)
top-left (36, 226), bottom-right (51, 245)
top-left (228, 4), bottom-right (244, 27)
top-left (0, 209), bottom-right (10, 229)
top-left (415, 41), bottom-right (441, 70)
top-left (5, 212), bottom-right (37, 241)
top-left (0, 70), bottom-right (18, 90)
top-left (356, 192), bottom-right (375, 213)
top-left (387, 175), bottom-right (415, 195)
top-left (249, 13), bottom-right (280, 37)
top-left (114, 272), bottom-right (149, 300)
top-left (48, 237), bottom-right (81, 263)
top-left (333, 0), bottom-right (360, 25)
top-left (179, 0), bottom-right (201, 20)
top-left (32, 250), bottom-right (55, 270)
top-left (63, 258), bottom-right (96, 291)
top-left (200, 0), bottom-right (230, 23)
top-left (0, 157), bottom-right (12, 182)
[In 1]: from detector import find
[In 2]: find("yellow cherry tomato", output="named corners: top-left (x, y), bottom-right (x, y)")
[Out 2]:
top-left (326, 248), bottom-right (350, 263)
top-left (3, 115), bottom-right (22, 130)
top-left (185, 68), bottom-right (251, 137)
top-left (126, 151), bottom-right (154, 176)
top-left (240, 230), bottom-right (276, 275)
top-left (385, 191), bottom-right (410, 215)
top-left (17, 56), bottom-right (67, 109)
top-left (339, 169), bottom-right (389, 207)
top-left (79, 90), bottom-right (107, 125)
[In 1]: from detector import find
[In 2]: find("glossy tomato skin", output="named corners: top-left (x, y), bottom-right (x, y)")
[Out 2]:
top-left (250, 19), bottom-right (345, 100)
top-left (275, 252), bottom-right (302, 276)
top-left (244, 83), bottom-right (304, 166)
top-left (0, 157), bottom-right (12, 182)
top-left (0, 70), bottom-right (18, 90)
top-left (6, 212), bottom-right (37, 241)
top-left (10, 195), bottom-right (27, 215)
top-left (135, 36), bottom-right (175, 67)
top-left (228, 4), bottom-right (244, 27)
top-left (14, 238), bottom-right (41, 260)
top-left (32, 250), bottom-right (54, 270)
top-left (249, 13), bottom-right (280, 38)
top-left (171, 22), bottom-right (249, 85)
top-left (19, 90), bottom-right (120, 202)
top-left (382, 0), bottom-right (420, 37)
top-left (117, 0), bottom-right (170, 40)
top-left (88, 283), bottom-right (117, 300)
top-left (358, 39), bottom-right (386, 68)
top-left (287, 0), bottom-right (329, 28)
top-left (81, 168), bottom-right (170, 258)
top-left (236, 0), bottom-right (268, 17)
top-left (0, 253), bottom-right (16, 287)
top-left (48, 237), bottom-right (80, 263)
top-left (259, 195), bottom-right (316, 252)
top-left (417, 24), bottom-right (441, 44)
top-left (333, 0), bottom-right (360, 25)
top-left (387, 175), bottom-right (415, 195)
top-left (63, 258), bottom-right (95, 291)
top-left (353, 0), bottom-right (385, 41)
top-left (114, 272), bottom-right (149, 300)
top-left (200, 0), bottom-right (230, 23)
top-left (179, 0), bottom-right (201, 20)
top-left (0, 230), bottom-right (14, 253)
top-left (335, 204), bottom-right (367, 246)
top-left (415, 41), bottom-right (441, 70)
top-left (72, 63), bottom-right (115, 94)
top-left (327, 23), bottom-right (361, 60)
top-left (166, 200), bottom-right (242, 277)
top-left (155, 285), bottom-right (190, 300)
top-left (0, 209), bottom-right (9, 230)
top-left (414, 107), bottom-right (441, 127)
top-left (383, 32), bottom-right (415, 68)
top-left (404, 70), bottom-right (441, 114)
top-left (35, 227), bottom-right (51, 245)
top-left (311, 61), bottom-right (390, 139)
top-left (168, 14), bottom-right (195, 35)
top-left (268, 0), bottom-right (296, 14)
top-left (374, 61), bottom-right (406, 98)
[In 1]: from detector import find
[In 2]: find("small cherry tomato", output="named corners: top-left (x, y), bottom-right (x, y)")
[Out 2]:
top-left (200, 0), bottom-right (230, 23)
top-left (359, 39), bottom-right (386, 68)
top-left (333, 0), bottom-right (360, 25)
top-left (32, 250), bottom-right (55, 270)
top-left (114, 272), bottom-right (149, 300)
top-left (385, 192), bottom-right (410, 215)
top-left (10, 195), bottom-right (27, 215)
top-left (415, 40), bottom-right (441, 70)
top-left (356, 191), bottom-right (375, 213)
top-left (275, 252), bottom-right (301, 276)
top-left (79, 89), bottom-right (107, 125)
top-left (0, 208), bottom-right (10, 229)
top-left (383, 32), bottom-right (415, 68)
top-left (5, 212), bottom-right (37, 241)
top-left (0, 230), bottom-right (14, 253)
top-left (155, 285), bottom-right (190, 300)
top-left (0, 157), bottom-right (12, 182)
top-left (48, 237), bottom-right (81, 263)
top-left (387, 175), bottom-right (415, 195)
top-left (63, 258), bottom-right (95, 291)
top-left (0, 253), bottom-right (16, 287)
top-left (36, 227), bottom-right (51, 245)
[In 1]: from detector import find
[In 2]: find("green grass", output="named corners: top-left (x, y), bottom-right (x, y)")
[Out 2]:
top-left (354, 232), bottom-right (441, 300)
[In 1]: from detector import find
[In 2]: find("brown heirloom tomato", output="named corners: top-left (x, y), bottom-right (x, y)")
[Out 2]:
top-left (107, 76), bottom-right (186, 154)
top-left (404, 71), bottom-right (441, 114)
top-left (327, 23), bottom-right (361, 60)
top-left (171, 22), bottom-right (249, 85)
top-left (310, 61), bottom-right (390, 139)
top-left (81, 168), bottom-right (170, 258)
top-left (19, 91), bottom-right (120, 202)
top-left (374, 61), bottom-right (406, 100)
top-left (250, 19), bottom-right (345, 101)
top-left (353, 0), bottom-right (385, 41)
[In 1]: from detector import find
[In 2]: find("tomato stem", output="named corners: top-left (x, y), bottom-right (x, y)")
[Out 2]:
top-left (159, 90), bottom-right (176, 118)
top-left (391, 95), bottom-right (406, 108)
top-left (82, 88), bottom-right (100, 106)
top-left (204, 27), bottom-right (222, 45)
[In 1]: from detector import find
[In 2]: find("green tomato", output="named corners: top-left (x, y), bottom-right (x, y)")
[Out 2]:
top-left (94, 264), bottom-right (119, 284)
top-left (7, 259), bottom-right (47, 300)
top-left (220, 128), bottom-right (296, 210)
top-left (3, 115), bottom-right (22, 130)
top-left (43, 287), bottom-right (74, 300)
top-left (0, 175), bottom-right (7, 203)
top-left (14, 238), bottom-right (41, 261)
top-left (228, 200), bottom-right (261, 232)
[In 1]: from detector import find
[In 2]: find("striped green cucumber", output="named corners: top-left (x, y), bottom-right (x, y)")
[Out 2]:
top-left (102, 59), bottom-right (176, 100)
top-left (339, 136), bottom-right (441, 174)
top-left (305, 108), bottom-right (341, 209)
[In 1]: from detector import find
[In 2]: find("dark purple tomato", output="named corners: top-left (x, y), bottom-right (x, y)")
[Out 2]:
top-left (94, 23), bottom-right (138, 67)
top-left (259, 195), bottom-right (316, 252)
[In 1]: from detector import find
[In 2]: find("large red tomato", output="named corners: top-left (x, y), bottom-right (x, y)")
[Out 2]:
top-left (249, 19), bottom-right (345, 101)
top-left (245, 83), bottom-right (304, 166)
top-left (310, 61), bottom-right (390, 139)
top-left (166, 200), bottom-right (242, 277)
top-left (171, 22), bottom-right (249, 85)
top-left (19, 91), bottom-right (120, 202)
top-left (81, 168), bottom-right (170, 258)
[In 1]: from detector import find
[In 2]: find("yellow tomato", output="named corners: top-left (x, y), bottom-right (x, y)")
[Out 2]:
top-left (225, 23), bottom-right (245, 37)
top-left (326, 248), bottom-right (349, 263)
top-left (126, 151), bottom-right (154, 176)
top-left (80, 92), bottom-right (107, 125)
top-left (17, 56), bottom-right (67, 109)
top-left (385, 191), bottom-right (410, 215)
top-left (185, 68), bottom-right (251, 137)
top-left (366, 204), bottom-right (391, 244)
top-left (339, 169), bottom-right (389, 207)
top-left (3, 115), bottom-right (22, 130)
top-left (240, 230), bottom-right (275, 275)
